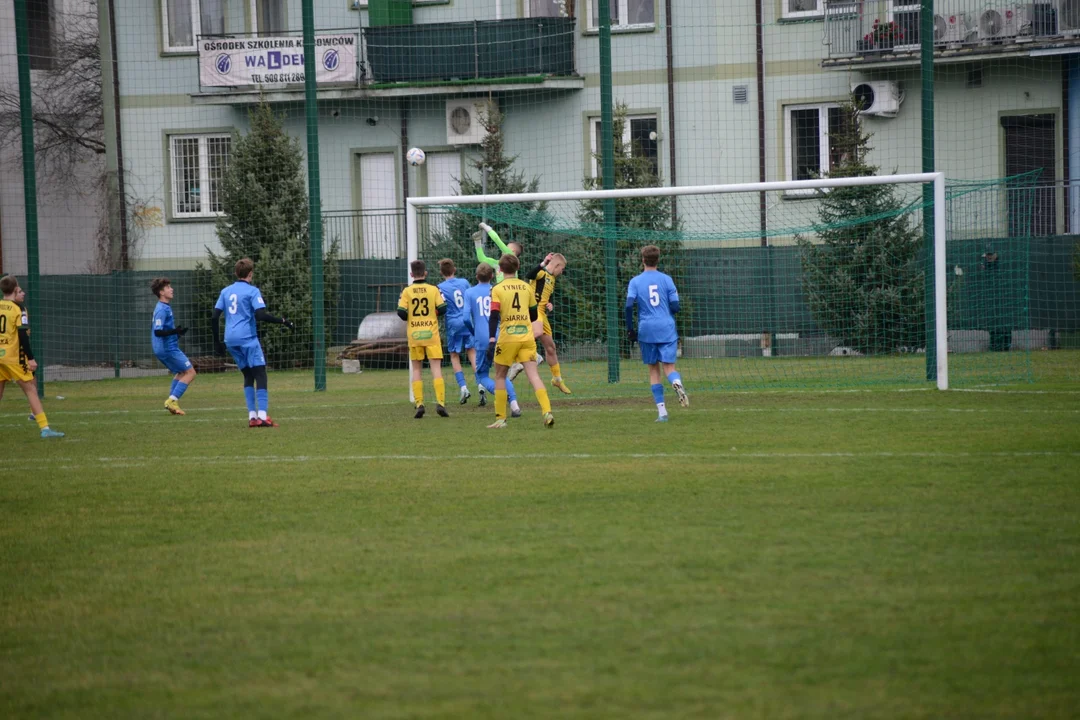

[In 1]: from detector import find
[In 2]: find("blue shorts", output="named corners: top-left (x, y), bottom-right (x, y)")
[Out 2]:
top-left (156, 350), bottom-right (192, 374)
top-left (640, 340), bottom-right (678, 365)
top-left (227, 340), bottom-right (266, 370)
top-left (446, 327), bottom-right (473, 355)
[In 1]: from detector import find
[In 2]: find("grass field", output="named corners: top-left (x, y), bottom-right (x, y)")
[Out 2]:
top-left (3, 352), bottom-right (1079, 718)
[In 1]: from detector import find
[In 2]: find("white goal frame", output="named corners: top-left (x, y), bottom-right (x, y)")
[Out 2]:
top-left (405, 173), bottom-right (949, 391)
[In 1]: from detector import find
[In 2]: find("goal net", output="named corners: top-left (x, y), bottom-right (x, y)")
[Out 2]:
top-left (408, 172), bottom-right (1034, 394)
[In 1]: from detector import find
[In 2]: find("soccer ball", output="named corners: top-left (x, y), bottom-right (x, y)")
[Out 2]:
top-left (406, 147), bottom-right (426, 166)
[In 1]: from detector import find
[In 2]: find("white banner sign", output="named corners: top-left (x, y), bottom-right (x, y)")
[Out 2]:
top-left (199, 34), bottom-right (357, 87)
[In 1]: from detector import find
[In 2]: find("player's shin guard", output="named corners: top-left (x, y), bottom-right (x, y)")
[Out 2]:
top-left (550, 363), bottom-right (561, 379)
top-left (169, 378), bottom-right (179, 398)
top-left (256, 389), bottom-right (269, 420)
top-left (433, 378), bottom-right (446, 406)
top-left (535, 388), bottom-right (551, 415)
top-left (495, 389), bottom-right (508, 420)
top-left (505, 378), bottom-right (518, 403)
top-left (34, 413), bottom-right (48, 430)
top-left (243, 386), bottom-right (257, 413)
top-left (667, 371), bottom-right (683, 387)
top-left (174, 381), bottom-right (189, 400)
top-left (411, 380), bottom-right (424, 407)
top-left (454, 371), bottom-right (466, 389)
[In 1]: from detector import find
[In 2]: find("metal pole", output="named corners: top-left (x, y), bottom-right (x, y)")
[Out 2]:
top-left (302, 0), bottom-right (326, 391)
top-left (14, 0), bottom-right (44, 396)
top-left (921, 0), bottom-right (937, 381)
top-left (481, 165), bottom-right (488, 225)
top-left (598, 0), bottom-right (619, 383)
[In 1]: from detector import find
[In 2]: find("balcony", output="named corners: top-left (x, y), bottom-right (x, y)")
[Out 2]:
top-left (191, 17), bottom-right (581, 105)
top-left (823, 0), bottom-right (1080, 69)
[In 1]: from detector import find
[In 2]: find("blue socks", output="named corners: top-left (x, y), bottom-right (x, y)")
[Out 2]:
top-left (243, 386), bottom-right (257, 413)
top-left (169, 379), bottom-right (179, 397)
top-left (256, 389), bottom-right (269, 413)
top-left (174, 381), bottom-right (189, 400)
top-left (455, 370), bottom-right (466, 389)
top-left (651, 383), bottom-right (665, 404)
top-left (667, 371), bottom-right (682, 386)
top-left (476, 372), bottom-right (516, 402)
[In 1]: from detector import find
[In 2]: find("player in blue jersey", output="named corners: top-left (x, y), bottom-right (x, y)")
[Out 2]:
top-left (150, 277), bottom-right (196, 416)
top-left (625, 245), bottom-right (689, 422)
top-left (211, 258), bottom-right (294, 428)
top-left (463, 262), bottom-right (521, 417)
top-left (437, 259), bottom-right (475, 405)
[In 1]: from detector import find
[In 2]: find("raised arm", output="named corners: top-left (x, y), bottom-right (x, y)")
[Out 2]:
top-left (479, 222), bottom-right (510, 255)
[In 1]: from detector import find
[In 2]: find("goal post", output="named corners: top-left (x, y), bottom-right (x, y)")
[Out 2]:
top-left (407, 173), bottom-right (953, 393)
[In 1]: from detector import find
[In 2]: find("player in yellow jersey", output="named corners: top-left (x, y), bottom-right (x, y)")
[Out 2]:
top-left (0, 275), bottom-right (63, 438)
top-left (518, 252), bottom-right (571, 394)
top-left (397, 260), bottom-right (449, 419)
top-left (485, 254), bottom-right (554, 429)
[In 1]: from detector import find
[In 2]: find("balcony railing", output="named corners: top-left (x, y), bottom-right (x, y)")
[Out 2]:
top-left (824, 0), bottom-right (1076, 63)
top-left (362, 17), bottom-right (576, 84)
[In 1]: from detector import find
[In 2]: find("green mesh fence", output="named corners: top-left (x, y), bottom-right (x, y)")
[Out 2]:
top-left (1, 0), bottom-right (1078, 392)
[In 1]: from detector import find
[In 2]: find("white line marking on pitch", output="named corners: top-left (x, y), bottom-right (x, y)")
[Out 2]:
top-left (18, 450), bottom-right (1080, 470)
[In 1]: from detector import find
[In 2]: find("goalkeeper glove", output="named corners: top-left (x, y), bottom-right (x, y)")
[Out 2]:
top-left (627, 328), bottom-right (637, 343)
top-left (472, 230), bottom-right (484, 246)
top-left (175, 326), bottom-right (188, 336)
top-left (479, 222), bottom-right (492, 234)
top-left (214, 340), bottom-right (227, 357)
top-left (281, 317), bottom-right (295, 331)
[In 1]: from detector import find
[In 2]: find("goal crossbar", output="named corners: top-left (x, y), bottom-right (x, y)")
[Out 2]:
top-left (405, 173), bottom-right (949, 390)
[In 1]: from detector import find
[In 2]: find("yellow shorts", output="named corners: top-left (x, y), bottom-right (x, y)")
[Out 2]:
top-left (409, 345), bottom-right (443, 362)
top-left (494, 339), bottom-right (537, 367)
top-left (538, 312), bottom-right (552, 338)
top-left (0, 363), bottom-right (33, 383)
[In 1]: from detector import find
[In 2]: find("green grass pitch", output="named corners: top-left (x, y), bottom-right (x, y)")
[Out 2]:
top-left (2, 352), bottom-right (1079, 718)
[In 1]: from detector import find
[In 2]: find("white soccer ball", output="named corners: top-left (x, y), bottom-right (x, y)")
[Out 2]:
top-left (406, 147), bottom-right (426, 166)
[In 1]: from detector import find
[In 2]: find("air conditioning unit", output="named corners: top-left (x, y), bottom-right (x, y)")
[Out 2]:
top-left (1060, 0), bottom-right (1080, 34)
top-left (978, 6), bottom-right (1022, 41)
top-left (852, 81), bottom-right (903, 118)
top-left (446, 99), bottom-right (495, 146)
top-left (934, 12), bottom-right (972, 45)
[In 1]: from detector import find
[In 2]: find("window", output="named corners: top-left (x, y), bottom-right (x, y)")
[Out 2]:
top-left (590, 114), bottom-right (658, 178)
top-left (587, 0), bottom-right (654, 30)
top-left (28, 0), bottom-right (53, 70)
top-left (783, 0), bottom-right (820, 19)
top-left (889, 1), bottom-right (920, 48)
top-left (526, 0), bottom-right (567, 17)
top-left (784, 104), bottom-right (848, 189)
top-left (351, 0), bottom-right (443, 7)
top-left (162, 0), bottom-right (226, 53)
top-left (170, 134), bottom-right (231, 219)
top-left (256, 0), bottom-right (286, 34)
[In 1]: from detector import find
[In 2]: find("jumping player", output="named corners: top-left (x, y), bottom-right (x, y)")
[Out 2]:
top-left (397, 259), bottom-right (449, 419)
top-left (211, 258), bottom-right (294, 427)
top-left (513, 252), bottom-right (570, 394)
top-left (625, 245), bottom-right (688, 422)
top-left (436, 259), bottom-right (474, 404)
top-left (150, 277), bottom-right (196, 416)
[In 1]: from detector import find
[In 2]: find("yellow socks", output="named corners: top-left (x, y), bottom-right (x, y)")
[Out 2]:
top-left (433, 377), bottom-right (446, 406)
top-left (412, 380), bottom-right (424, 407)
top-left (495, 389), bottom-right (508, 420)
top-left (35, 413), bottom-right (48, 430)
top-left (550, 363), bottom-right (561, 380)
top-left (535, 388), bottom-right (551, 415)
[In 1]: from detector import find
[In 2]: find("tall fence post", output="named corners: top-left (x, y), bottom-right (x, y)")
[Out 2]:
top-left (13, 0), bottom-right (44, 396)
top-left (302, 0), bottom-right (326, 391)
top-left (598, 0), bottom-right (619, 383)
top-left (922, 0), bottom-right (938, 381)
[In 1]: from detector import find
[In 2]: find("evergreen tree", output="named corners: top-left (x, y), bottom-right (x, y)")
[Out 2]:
top-left (797, 100), bottom-right (924, 354)
top-left (428, 101), bottom-right (552, 278)
top-left (195, 102), bottom-right (339, 367)
top-left (570, 104), bottom-right (684, 346)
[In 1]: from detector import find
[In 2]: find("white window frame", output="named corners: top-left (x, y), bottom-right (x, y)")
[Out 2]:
top-left (169, 133), bottom-right (232, 220)
top-left (782, 0), bottom-right (822, 20)
top-left (585, 0), bottom-right (656, 31)
top-left (589, 113), bottom-right (658, 178)
top-left (255, 0), bottom-right (287, 34)
top-left (524, 0), bottom-right (569, 18)
top-left (351, 0), bottom-right (444, 7)
top-left (783, 103), bottom-right (839, 195)
top-left (162, 0), bottom-right (259, 54)
top-left (888, 0), bottom-right (921, 51)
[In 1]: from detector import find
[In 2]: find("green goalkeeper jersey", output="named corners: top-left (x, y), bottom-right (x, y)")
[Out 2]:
top-left (475, 227), bottom-right (512, 282)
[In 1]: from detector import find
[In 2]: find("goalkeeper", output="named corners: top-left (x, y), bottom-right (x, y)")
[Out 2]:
top-left (473, 222), bottom-right (521, 283)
